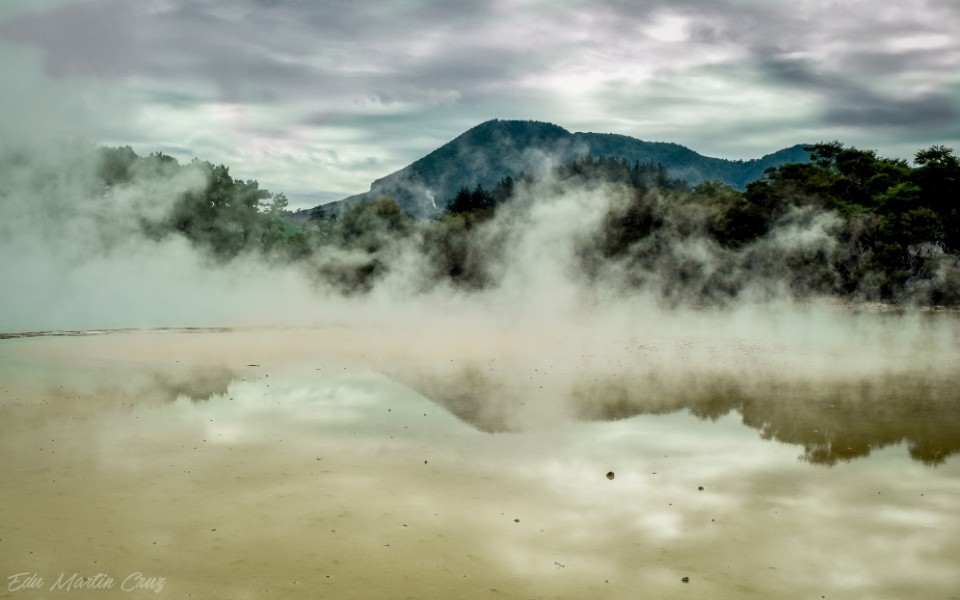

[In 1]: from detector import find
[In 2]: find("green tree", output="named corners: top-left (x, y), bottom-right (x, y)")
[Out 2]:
top-left (264, 192), bottom-right (289, 215)
top-left (445, 184), bottom-right (495, 216)
top-left (339, 197), bottom-right (413, 252)
top-left (309, 203), bottom-right (333, 222)
top-left (913, 145), bottom-right (960, 249)
top-left (97, 145), bottom-right (139, 186)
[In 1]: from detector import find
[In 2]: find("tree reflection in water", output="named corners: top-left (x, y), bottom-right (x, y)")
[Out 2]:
top-left (397, 367), bottom-right (960, 466)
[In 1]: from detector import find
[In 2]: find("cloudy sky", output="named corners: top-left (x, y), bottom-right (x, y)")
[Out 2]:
top-left (1, 0), bottom-right (958, 209)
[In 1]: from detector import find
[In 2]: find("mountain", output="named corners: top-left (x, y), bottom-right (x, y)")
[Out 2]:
top-left (313, 119), bottom-right (811, 219)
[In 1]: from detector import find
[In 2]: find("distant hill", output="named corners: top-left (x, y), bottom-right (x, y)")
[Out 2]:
top-left (305, 119), bottom-right (811, 219)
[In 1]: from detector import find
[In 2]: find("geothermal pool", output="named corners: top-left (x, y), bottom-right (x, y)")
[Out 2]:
top-left (1, 313), bottom-right (959, 599)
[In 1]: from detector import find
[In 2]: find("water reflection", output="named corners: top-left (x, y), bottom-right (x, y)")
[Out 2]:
top-left (392, 365), bottom-right (960, 466)
top-left (150, 366), bottom-right (236, 403)
top-left (0, 363), bottom-right (237, 438)
top-left (1, 328), bottom-right (959, 600)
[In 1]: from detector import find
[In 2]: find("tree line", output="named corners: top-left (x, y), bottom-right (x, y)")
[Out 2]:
top-left (94, 142), bottom-right (960, 305)
top-left (97, 146), bottom-right (313, 261)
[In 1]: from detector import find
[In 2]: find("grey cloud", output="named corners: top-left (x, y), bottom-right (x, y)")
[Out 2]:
top-left (0, 0), bottom-right (535, 116)
top-left (143, 89), bottom-right (208, 110)
top-left (0, 0), bottom-right (138, 77)
top-left (755, 53), bottom-right (882, 115)
top-left (0, 0), bottom-right (716, 113)
top-left (2, 0), bottom-right (958, 200)
top-left (825, 92), bottom-right (958, 129)
top-left (758, 53), bottom-right (959, 132)
top-left (841, 47), bottom-right (960, 78)
top-left (759, 55), bottom-right (832, 89)
top-left (719, 2), bottom-right (960, 107)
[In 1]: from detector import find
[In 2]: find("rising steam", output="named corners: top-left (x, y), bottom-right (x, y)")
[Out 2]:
top-left (1, 137), bottom-right (959, 447)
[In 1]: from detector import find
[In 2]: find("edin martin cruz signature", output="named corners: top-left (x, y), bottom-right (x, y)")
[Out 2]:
top-left (7, 572), bottom-right (166, 594)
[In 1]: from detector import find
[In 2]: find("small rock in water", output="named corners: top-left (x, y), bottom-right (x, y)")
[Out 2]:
top-left (606, 471), bottom-right (615, 480)
top-left (681, 576), bottom-right (690, 583)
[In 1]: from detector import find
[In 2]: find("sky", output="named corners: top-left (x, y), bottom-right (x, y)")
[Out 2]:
top-left (1, 0), bottom-right (958, 210)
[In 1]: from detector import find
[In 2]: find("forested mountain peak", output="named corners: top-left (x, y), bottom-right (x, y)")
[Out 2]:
top-left (330, 119), bottom-right (810, 219)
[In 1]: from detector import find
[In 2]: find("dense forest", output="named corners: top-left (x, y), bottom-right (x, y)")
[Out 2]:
top-left (93, 142), bottom-right (960, 306)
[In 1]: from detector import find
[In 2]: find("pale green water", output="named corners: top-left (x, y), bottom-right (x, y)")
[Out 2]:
top-left (1, 323), bottom-right (959, 600)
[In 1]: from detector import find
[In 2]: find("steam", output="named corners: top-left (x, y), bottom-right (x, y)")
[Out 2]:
top-left (1, 136), bottom-right (959, 444)
top-left (0, 140), bottom-right (323, 331)
top-left (0, 138), bottom-right (949, 324)
top-left (0, 136), bottom-right (950, 326)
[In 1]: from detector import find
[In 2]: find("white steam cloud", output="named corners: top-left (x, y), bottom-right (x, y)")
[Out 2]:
top-left (1, 135), bottom-right (959, 458)
top-left (0, 140), bottom-right (320, 331)
top-left (1, 136), bottom-right (956, 330)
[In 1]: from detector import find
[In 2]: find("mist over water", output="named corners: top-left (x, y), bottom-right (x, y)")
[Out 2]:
top-left (3, 136), bottom-right (960, 441)
top-left (3, 136), bottom-right (960, 454)
top-left (2, 138), bottom-right (959, 599)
